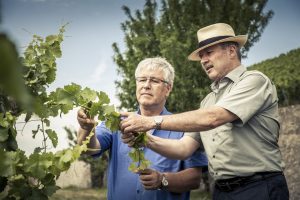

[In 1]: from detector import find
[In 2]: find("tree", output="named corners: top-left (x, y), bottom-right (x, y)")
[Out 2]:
top-left (113, 0), bottom-right (273, 112)
top-left (249, 48), bottom-right (300, 106)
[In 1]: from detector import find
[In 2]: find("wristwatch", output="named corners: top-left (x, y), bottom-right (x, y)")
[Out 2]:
top-left (160, 173), bottom-right (168, 189)
top-left (153, 116), bottom-right (163, 130)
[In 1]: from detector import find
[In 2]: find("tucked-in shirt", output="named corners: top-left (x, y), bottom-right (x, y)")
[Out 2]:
top-left (186, 65), bottom-right (284, 180)
top-left (94, 107), bottom-right (208, 200)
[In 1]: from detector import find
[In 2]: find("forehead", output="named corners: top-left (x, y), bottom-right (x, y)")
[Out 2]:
top-left (136, 67), bottom-right (165, 77)
top-left (199, 44), bottom-right (221, 55)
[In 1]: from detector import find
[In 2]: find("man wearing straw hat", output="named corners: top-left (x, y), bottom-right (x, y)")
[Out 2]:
top-left (120, 23), bottom-right (289, 199)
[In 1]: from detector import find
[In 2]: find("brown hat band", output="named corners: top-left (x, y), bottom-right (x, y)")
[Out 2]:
top-left (198, 35), bottom-right (232, 49)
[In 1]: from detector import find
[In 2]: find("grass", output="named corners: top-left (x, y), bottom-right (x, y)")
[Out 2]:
top-left (50, 187), bottom-right (107, 200)
top-left (50, 187), bottom-right (211, 200)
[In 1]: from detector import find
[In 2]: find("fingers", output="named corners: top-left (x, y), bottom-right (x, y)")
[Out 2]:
top-left (77, 108), bottom-right (95, 131)
top-left (139, 169), bottom-right (161, 190)
top-left (139, 168), bottom-right (152, 176)
top-left (78, 108), bottom-right (87, 118)
top-left (120, 115), bottom-right (134, 134)
top-left (120, 111), bottom-right (133, 118)
top-left (120, 132), bottom-right (135, 147)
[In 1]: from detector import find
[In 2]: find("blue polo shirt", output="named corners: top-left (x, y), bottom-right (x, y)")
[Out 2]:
top-left (93, 108), bottom-right (208, 200)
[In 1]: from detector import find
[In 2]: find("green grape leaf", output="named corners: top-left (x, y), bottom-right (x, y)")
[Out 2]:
top-left (42, 185), bottom-right (60, 196)
top-left (0, 127), bottom-right (9, 142)
top-left (72, 145), bottom-right (85, 160)
top-left (103, 105), bottom-right (115, 114)
top-left (0, 149), bottom-right (19, 177)
top-left (89, 101), bottom-right (103, 118)
top-left (128, 163), bottom-right (137, 173)
top-left (0, 114), bottom-right (9, 128)
top-left (139, 159), bottom-right (151, 171)
top-left (97, 91), bottom-right (110, 104)
top-left (80, 87), bottom-right (97, 103)
top-left (105, 113), bottom-right (120, 132)
top-left (129, 148), bottom-right (139, 162)
top-left (45, 129), bottom-right (58, 148)
top-left (60, 103), bottom-right (74, 114)
top-left (51, 41), bottom-right (62, 58)
top-left (24, 153), bottom-right (53, 179)
top-left (60, 149), bottom-right (73, 163)
top-left (27, 188), bottom-right (48, 200)
top-left (43, 118), bottom-right (50, 127)
top-left (55, 88), bottom-right (74, 105)
top-left (63, 83), bottom-right (82, 97)
top-left (45, 35), bottom-right (58, 44)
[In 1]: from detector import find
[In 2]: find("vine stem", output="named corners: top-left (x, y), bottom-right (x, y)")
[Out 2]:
top-left (41, 120), bottom-right (47, 153)
top-left (82, 122), bottom-right (101, 152)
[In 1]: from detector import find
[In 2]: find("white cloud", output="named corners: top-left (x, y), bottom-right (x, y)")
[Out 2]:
top-left (86, 58), bottom-right (110, 85)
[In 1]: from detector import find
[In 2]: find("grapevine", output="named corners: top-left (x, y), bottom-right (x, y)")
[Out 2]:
top-left (128, 132), bottom-right (151, 173)
top-left (0, 25), bottom-right (150, 199)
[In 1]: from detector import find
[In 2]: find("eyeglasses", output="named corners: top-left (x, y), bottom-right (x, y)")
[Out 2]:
top-left (135, 76), bottom-right (169, 85)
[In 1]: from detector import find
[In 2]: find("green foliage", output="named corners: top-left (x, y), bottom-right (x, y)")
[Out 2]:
top-left (128, 132), bottom-right (151, 173)
top-left (249, 48), bottom-right (300, 106)
top-left (113, 0), bottom-right (273, 112)
top-left (0, 27), bottom-right (121, 199)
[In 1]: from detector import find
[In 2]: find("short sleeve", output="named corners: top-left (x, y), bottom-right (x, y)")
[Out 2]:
top-left (216, 73), bottom-right (274, 126)
top-left (92, 121), bottom-right (114, 158)
top-left (183, 147), bottom-right (208, 169)
top-left (185, 132), bottom-right (202, 145)
top-left (182, 133), bottom-right (207, 169)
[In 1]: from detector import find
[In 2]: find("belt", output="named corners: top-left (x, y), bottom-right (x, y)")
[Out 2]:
top-left (215, 171), bottom-right (283, 192)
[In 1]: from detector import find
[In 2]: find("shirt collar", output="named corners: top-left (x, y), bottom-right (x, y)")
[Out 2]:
top-left (210, 65), bottom-right (246, 92)
top-left (136, 106), bottom-right (170, 115)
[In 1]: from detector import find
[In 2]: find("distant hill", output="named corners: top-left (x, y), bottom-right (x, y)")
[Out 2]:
top-left (249, 48), bottom-right (300, 106)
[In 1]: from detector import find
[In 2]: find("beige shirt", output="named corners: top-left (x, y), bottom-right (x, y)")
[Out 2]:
top-left (187, 65), bottom-right (284, 180)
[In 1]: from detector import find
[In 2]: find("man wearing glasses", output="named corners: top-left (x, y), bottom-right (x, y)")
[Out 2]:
top-left (77, 57), bottom-right (208, 200)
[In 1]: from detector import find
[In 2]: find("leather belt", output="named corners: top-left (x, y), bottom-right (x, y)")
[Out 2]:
top-left (215, 171), bottom-right (283, 192)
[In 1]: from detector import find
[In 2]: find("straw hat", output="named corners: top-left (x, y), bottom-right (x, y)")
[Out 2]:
top-left (188, 23), bottom-right (248, 61)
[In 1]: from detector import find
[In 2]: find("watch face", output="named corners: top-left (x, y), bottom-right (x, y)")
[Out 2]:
top-left (162, 176), bottom-right (168, 186)
top-left (154, 116), bottom-right (163, 123)
top-left (154, 116), bottom-right (163, 130)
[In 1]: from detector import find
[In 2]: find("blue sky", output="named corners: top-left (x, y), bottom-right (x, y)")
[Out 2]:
top-left (2, 0), bottom-right (300, 153)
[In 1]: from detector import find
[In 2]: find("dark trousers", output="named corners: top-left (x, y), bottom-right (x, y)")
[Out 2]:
top-left (213, 174), bottom-right (289, 200)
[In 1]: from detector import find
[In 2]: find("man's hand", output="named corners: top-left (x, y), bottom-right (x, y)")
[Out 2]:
top-left (139, 169), bottom-right (163, 190)
top-left (77, 108), bottom-right (96, 132)
top-left (120, 131), bottom-right (136, 147)
top-left (120, 112), bottom-right (154, 134)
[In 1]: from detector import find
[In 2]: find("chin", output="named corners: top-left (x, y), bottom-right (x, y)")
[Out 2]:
top-left (139, 100), bottom-right (153, 106)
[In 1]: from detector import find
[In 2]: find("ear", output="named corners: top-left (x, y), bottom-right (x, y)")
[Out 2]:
top-left (228, 45), bottom-right (237, 58)
top-left (165, 84), bottom-right (172, 98)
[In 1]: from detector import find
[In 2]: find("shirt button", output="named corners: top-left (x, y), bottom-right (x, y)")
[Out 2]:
top-left (137, 190), bottom-right (139, 193)
top-left (212, 138), bottom-right (215, 142)
top-left (213, 155), bottom-right (215, 158)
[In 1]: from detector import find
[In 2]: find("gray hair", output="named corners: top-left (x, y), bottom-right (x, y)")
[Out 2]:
top-left (135, 57), bottom-right (175, 86)
top-left (219, 41), bottom-right (242, 61)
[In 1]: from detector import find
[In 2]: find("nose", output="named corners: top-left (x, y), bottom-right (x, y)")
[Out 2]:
top-left (142, 79), bottom-right (151, 89)
top-left (200, 54), bottom-right (209, 65)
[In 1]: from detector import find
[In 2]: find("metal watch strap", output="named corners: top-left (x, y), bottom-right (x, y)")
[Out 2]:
top-left (154, 116), bottom-right (163, 130)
